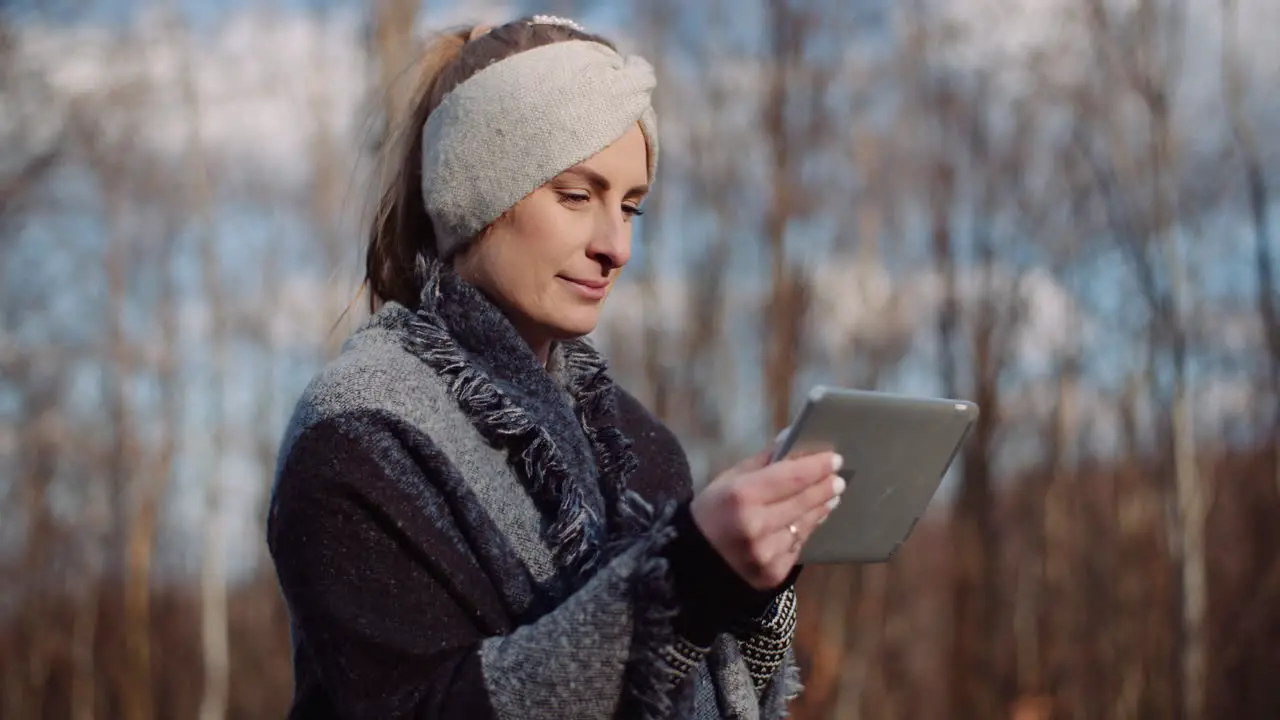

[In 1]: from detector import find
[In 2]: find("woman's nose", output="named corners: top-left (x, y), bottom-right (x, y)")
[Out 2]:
top-left (589, 211), bottom-right (632, 270)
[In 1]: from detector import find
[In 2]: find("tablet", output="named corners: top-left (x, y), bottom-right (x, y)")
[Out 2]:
top-left (771, 386), bottom-right (978, 564)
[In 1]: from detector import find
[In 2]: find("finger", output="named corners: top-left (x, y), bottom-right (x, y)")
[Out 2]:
top-left (751, 452), bottom-right (843, 504)
top-left (764, 472), bottom-right (844, 535)
top-left (795, 498), bottom-right (834, 544)
top-left (702, 448), bottom-right (772, 494)
top-left (763, 496), bottom-right (837, 566)
top-left (748, 502), bottom-right (833, 586)
top-left (717, 447), bottom-right (774, 483)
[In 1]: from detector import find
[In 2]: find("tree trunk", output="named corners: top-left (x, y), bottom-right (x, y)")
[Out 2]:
top-left (100, 138), bottom-right (145, 720)
top-left (832, 564), bottom-right (890, 720)
top-left (123, 219), bottom-right (181, 720)
top-left (1149, 58), bottom-right (1206, 720)
top-left (372, 0), bottom-right (421, 130)
top-left (635, 0), bottom-right (673, 419)
top-left (792, 567), bottom-right (858, 717)
top-left (761, 0), bottom-right (813, 433)
top-left (17, 378), bottom-right (58, 718)
top-left (170, 8), bottom-right (231, 717)
top-left (1220, 0), bottom-right (1280, 499)
top-left (1017, 364), bottom-right (1077, 703)
top-left (1168, 241), bottom-right (1206, 720)
top-left (950, 438), bottom-right (1000, 719)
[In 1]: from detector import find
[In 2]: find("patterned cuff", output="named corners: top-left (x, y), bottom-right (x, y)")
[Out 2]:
top-left (733, 587), bottom-right (798, 691)
top-left (656, 634), bottom-right (712, 687)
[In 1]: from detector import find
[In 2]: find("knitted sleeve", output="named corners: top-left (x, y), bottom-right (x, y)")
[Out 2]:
top-left (611, 388), bottom-right (804, 713)
top-left (740, 588), bottom-right (804, 713)
top-left (267, 412), bottom-right (685, 720)
top-left (659, 504), bottom-right (804, 715)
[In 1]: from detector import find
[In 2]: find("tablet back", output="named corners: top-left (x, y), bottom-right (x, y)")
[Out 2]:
top-left (774, 387), bottom-right (978, 564)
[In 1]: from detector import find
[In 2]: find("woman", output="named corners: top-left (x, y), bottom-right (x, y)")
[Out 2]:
top-left (267, 15), bottom-right (845, 720)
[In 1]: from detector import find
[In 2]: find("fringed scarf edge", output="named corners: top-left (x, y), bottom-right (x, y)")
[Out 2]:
top-left (403, 257), bottom-right (681, 720)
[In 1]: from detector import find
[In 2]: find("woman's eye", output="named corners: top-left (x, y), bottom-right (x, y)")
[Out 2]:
top-left (623, 205), bottom-right (645, 219)
top-left (558, 191), bottom-right (590, 205)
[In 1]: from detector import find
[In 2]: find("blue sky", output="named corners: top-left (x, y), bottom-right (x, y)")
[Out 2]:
top-left (5, 0), bottom-right (1278, 583)
top-left (8, 0), bottom-right (630, 30)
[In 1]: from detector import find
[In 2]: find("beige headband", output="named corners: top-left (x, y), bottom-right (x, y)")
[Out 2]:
top-left (421, 40), bottom-right (659, 257)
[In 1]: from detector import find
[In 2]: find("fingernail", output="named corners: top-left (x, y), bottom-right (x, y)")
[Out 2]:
top-left (831, 454), bottom-right (844, 473)
top-left (826, 495), bottom-right (840, 512)
top-left (833, 475), bottom-right (847, 495)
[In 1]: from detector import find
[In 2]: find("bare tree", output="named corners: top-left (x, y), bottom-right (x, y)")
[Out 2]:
top-left (0, 22), bottom-right (61, 229)
top-left (0, 21), bottom-right (68, 719)
top-left (371, 0), bottom-right (421, 132)
top-left (65, 81), bottom-right (153, 718)
top-left (631, 0), bottom-right (677, 421)
top-left (122, 181), bottom-right (184, 720)
top-left (760, 0), bottom-right (826, 433)
top-left (1078, 3), bottom-right (1207, 716)
top-left (8, 360), bottom-right (65, 717)
top-left (310, 3), bottom-right (362, 359)
top-left (901, 15), bottom-right (1025, 716)
top-left (1220, 0), bottom-right (1279, 486)
top-left (158, 7), bottom-right (231, 718)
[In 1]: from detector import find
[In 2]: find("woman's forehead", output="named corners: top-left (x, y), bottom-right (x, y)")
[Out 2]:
top-left (571, 125), bottom-right (650, 189)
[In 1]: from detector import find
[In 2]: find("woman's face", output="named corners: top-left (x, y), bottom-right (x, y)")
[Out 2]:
top-left (454, 123), bottom-right (649, 360)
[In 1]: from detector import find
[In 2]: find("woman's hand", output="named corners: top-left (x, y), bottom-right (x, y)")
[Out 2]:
top-left (690, 448), bottom-right (846, 590)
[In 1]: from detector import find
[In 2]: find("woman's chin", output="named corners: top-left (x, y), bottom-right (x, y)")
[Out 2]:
top-left (546, 309), bottom-right (601, 340)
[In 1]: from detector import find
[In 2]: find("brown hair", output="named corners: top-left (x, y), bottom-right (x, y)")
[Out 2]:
top-left (364, 18), bottom-right (618, 311)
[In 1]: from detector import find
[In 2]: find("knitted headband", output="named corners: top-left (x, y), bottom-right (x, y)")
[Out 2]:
top-left (421, 39), bottom-right (660, 257)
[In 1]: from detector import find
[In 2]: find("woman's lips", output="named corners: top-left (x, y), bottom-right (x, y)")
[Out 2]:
top-left (558, 275), bottom-right (609, 300)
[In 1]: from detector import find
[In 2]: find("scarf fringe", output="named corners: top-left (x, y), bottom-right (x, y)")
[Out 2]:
top-left (779, 652), bottom-right (804, 705)
top-left (403, 259), bottom-right (681, 718)
top-left (616, 501), bottom-right (679, 720)
top-left (402, 278), bottom-right (604, 580)
top-left (559, 338), bottom-right (654, 537)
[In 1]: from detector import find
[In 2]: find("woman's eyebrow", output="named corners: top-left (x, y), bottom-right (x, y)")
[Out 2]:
top-left (557, 167), bottom-right (649, 197)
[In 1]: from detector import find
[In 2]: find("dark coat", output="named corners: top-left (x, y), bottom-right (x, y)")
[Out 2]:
top-left (267, 260), bottom-right (800, 719)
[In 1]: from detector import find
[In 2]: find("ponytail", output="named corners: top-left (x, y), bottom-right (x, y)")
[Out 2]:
top-left (364, 27), bottom-right (470, 311)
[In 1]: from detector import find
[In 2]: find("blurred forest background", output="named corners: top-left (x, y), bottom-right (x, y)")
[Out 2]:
top-left (3, 0), bottom-right (1279, 718)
